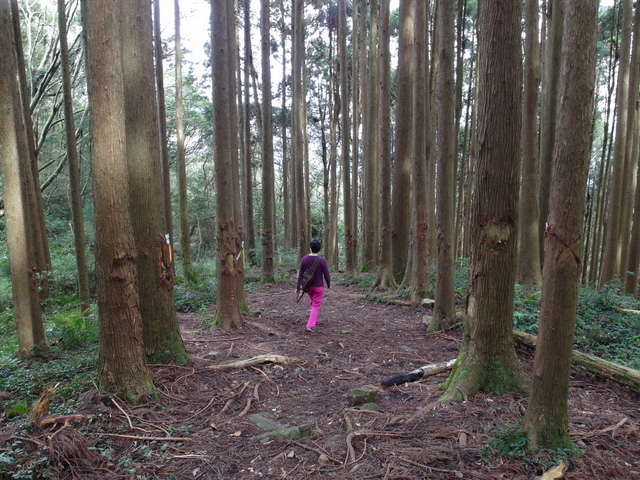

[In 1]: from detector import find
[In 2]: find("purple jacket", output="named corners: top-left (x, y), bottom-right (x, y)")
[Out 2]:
top-left (296, 255), bottom-right (331, 290)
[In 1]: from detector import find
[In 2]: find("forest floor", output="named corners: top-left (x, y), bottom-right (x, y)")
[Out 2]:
top-left (4, 279), bottom-right (640, 479)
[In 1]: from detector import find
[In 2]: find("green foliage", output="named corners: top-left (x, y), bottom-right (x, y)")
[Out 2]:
top-left (513, 281), bottom-right (640, 369)
top-left (45, 309), bottom-right (98, 349)
top-left (512, 284), bottom-right (541, 334)
top-left (0, 290), bottom-right (98, 419)
top-left (0, 433), bottom-right (56, 479)
top-left (0, 343), bottom-right (97, 409)
top-left (481, 422), bottom-right (530, 460)
top-left (453, 258), bottom-right (470, 296)
top-left (574, 282), bottom-right (640, 369)
top-left (480, 421), bottom-right (579, 468)
top-left (0, 254), bottom-right (14, 313)
top-left (174, 280), bottom-right (217, 313)
top-left (337, 273), bottom-right (376, 291)
top-left (174, 259), bottom-right (217, 312)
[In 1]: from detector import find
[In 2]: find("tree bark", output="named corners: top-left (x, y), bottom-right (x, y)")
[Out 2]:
top-left (339, 0), bottom-right (355, 274)
top-left (0, 1), bottom-right (46, 358)
top-left (57, 0), bottom-right (91, 313)
top-left (260, 0), bottom-right (276, 283)
top-left (441, 0), bottom-right (526, 401)
top-left (292, 0), bottom-right (308, 258)
top-left (375, 0), bottom-right (395, 288)
top-left (433, 0), bottom-right (456, 328)
top-left (524, 0), bottom-right (598, 449)
top-left (153, 0), bottom-right (173, 239)
top-left (280, 0), bottom-right (292, 251)
top-left (10, 0), bottom-right (51, 300)
top-left (619, 0), bottom-right (640, 288)
top-left (242, 0), bottom-right (256, 265)
top-left (175, 0), bottom-right (196, 284)
top-left (600, 0), bottom-right (633, 287)
top-left (211, 0), bottom-right (242, 329)
top-left (409, 0), bottom-right (430, 301)
top-left (123, 0), bottom-right (189, 365)
top-left (518, 0), bottom-right (542, 286)
top-left (391, 0), bottom-right (415, 284)
top-left (623, 1), bottom-right (640, 295)
top-left (538, 0), bottom-right (563, 267)
top-left (82, 0), bottom-right (156, 403)
top-left (361, 0), bottom-right (380, 272)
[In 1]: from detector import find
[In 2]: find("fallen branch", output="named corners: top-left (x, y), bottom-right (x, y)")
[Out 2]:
top-left (343, 430), bottom-right (408, 465)
top-left (513, 330), bottom-right (640, 390)
top-left (206, 354), bottom-right (298, 370)
top-left (571, 417), bottom-right (629, 440)
top-left (381, 359), bottom-right (456, 387)
top-left (396, 456), bottom-right (462, 475)
top-left (403, 401), bottom-right (440, 424)
top-left (292, 440), bottom-right (341, 464)
top-left (614, 306), bottom-right (640, 315)
top-left (90, 433), bottom-right (190, 442)
top-left (38, 414), bottom-right (85, 429)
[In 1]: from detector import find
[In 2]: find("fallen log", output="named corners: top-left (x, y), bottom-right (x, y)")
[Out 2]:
top-left (206, 354), bottom-right (299, 370)
top-left (381, 359), bottom-right (456, 387)
top-left (614, 306), bottom-right (640, 315)
top-left (513, 329), bottom-right (640, 390)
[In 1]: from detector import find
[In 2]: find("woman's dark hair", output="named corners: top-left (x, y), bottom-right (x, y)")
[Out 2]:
top-left (309, 239), bottom-right (322, 253)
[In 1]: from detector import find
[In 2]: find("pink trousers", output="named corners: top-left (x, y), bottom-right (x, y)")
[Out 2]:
top-left (306, 286), bottom-right (324, 329)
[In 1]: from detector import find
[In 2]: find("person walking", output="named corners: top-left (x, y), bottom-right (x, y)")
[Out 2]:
top-left (296, 239), bottom-right (331, 331)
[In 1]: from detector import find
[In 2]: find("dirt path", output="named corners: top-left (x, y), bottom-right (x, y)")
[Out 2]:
top-left (25, 281), bottom-right (640, 479)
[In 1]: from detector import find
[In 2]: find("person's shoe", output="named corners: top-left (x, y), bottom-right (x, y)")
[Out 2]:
top-left (306, 327), bottom-right (313, 332)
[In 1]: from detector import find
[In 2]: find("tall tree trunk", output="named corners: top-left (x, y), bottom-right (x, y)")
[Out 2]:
top-left (391, 0), bottom-right (415, 284)
top-left (409, 0), bottom-right (430, 301)
top-left (329, 78), bottom-right (339, 269)
top-left (10, 0), bottom-right (50, 300)
top-left (441, 0), bottom-right (526, 401)
top-left (518, 0), bottom-right (542, 286)
top-left (0, 1), bottom-right (46, 358)
top-left (260, 0), bottom-right (276, 283)
top-left (82, 0), bottom-right (156, 403)
top-left (292, 0), bottom-right (308, 257)
top-left (326, 24), bottom-right (339, 268)
top-left (353, 0), bottom-right (367, 270)
top-left (427, 4), bottom-right (438, 270)
top-left (175, 0), bottom-right (196, 283)
top-left (57, 0), bottom-right (91, 313)
top-left (622, 0), bottom-right (640, 293)
top-left (227, 0), bottom-right (247, 312)
top-left (590, 33), bottom-right (617, 284)
top-left (361, 0), bottom-right (380, 272)
top-left (280, 0), bottom-right (292, 251)
top-left (626, 156), bottom-right (640, 295)
top-left (452, 0), bottom-right (466, 259)
top-left (153, 0), bottom-right (173, 239)
top-left (123, 0), bottom-right (189, 365)
top-left (375, 0), bottom-right (395, 288)
top-left (339, 0), bottom-right (355, 274)
top-left (524, 0), bottom-right (598, 448)
top-left (211, 0), bottom-right (243, 329)
top-left (601, 0), bottom-right (633, 287)
top-left (538, 0), bottom-right (563, 266)
top-left (433, 0), bottom-right (456, 328)
top-left (242, 0), bottom-right (256, 264)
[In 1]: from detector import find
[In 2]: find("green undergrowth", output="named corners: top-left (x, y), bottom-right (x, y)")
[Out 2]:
top-left (0, 307), bottom-right (98, 424)
top-left (480, 421), bottom-right (580, 469)
top-left (514, 281), bottom-right (640, 370)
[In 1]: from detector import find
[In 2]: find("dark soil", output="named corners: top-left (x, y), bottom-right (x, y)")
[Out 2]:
top-left (4, 280), bottom-right (640, 479)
